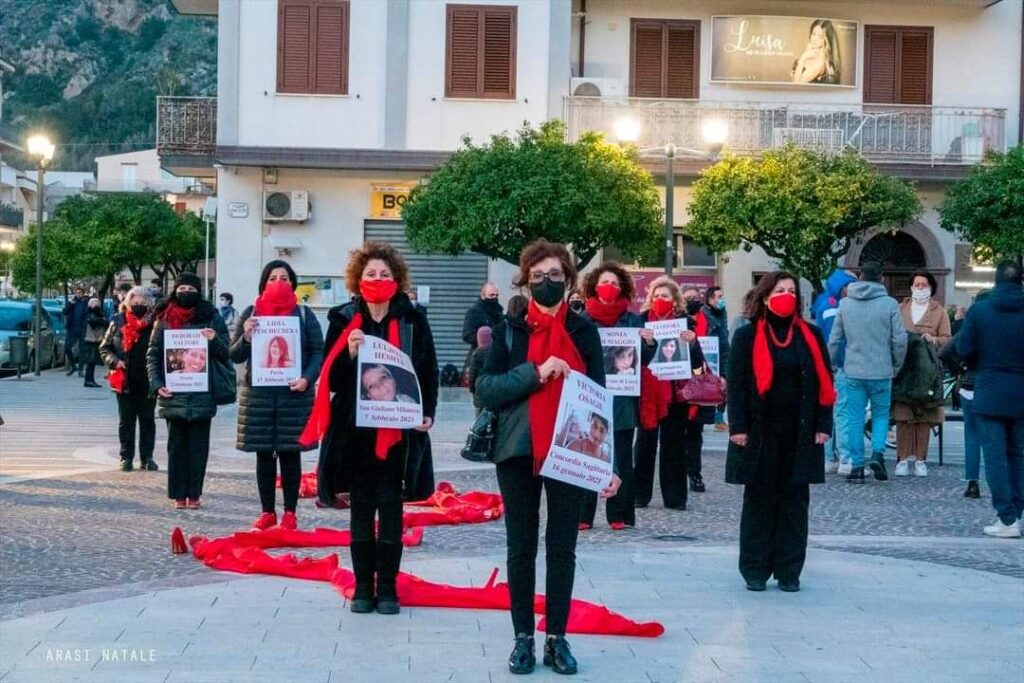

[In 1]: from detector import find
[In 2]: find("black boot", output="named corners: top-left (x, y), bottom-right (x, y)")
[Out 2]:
top-left (119, 459), bottom-right (133, 472)
top-left (868, 452), bottom-right (889, 481)
top-left (846, 466), bottom-right (865, 483)
top-left (141, 459), bottom-right (159, 471)
top-left (543, 635), bottom-right (578, 675)
top-left (964, 480), bottom-right (981, 499)
top-left (689, 473), bottom-right (706, 492)
top-left (349, 540), bottom-right (376, 613)
top-left (375, 542), bottom-right (403, 615)
top-left (508, 634), bottom-right (536, 674)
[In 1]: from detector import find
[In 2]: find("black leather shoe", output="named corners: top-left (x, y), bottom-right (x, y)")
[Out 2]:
top-left (83, 381), bottom-right (101, 388)
top-left (349, 584), bottom-right (375, 613)
top-left (543, 636), bottom-right (577, 675)
top-left (508, 634), bottom-right (535, 674)
top-left (690, 474), bottom-right (706, 492)
top-left (745, 579), bottom-right (767, 592)
top-left (869, 452), bottom-right (889, 481)
top-left (141, 459), bottom-right (159, 471)
top-left (376, 583), bottom-right (400, 615)
top-left (846, 466), bottom-right (866, 483)
top-left (119, 460), bottom-right (133, 472)
top-left (964, 480), bottom-right (981, 499)
top-left (778, 580), bottom-right (801, 593)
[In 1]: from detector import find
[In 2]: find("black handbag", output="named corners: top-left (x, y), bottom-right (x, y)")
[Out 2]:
top-left (460, 409), bottom-right (498, 463)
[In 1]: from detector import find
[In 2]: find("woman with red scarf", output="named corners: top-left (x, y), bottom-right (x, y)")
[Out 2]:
top-left (726, 272), bottom-right (834, 593)
top-left (577, 261), bottom-right (653, 532)
top-left (302, 243), bottom-right (437, 617)
top-left (100, 285), bottom-right (159, 472)
top-left (230, 260), bottom-right (324, 531)
top-left (633, 277), bottom-right (706, 511)
top-left (147, 274), bottom-right (231, 509)
top-left (477, 240), bottom-right (619, 676)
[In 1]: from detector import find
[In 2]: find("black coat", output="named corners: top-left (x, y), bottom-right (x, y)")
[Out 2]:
top-left (146, 302), bottom-right (231, 422)
top-left (582, 310), bottom-right (653, 432)
top-left (230, 305), bottom-right (325, 453)
top-left (316, 294), bottom-right (439, 502)
top-left (725, 322), bottom-right (834, 486)
top-left (99, 313), bottom-right (154, 395)
top-left (462, 298), bottom-right (504, 346)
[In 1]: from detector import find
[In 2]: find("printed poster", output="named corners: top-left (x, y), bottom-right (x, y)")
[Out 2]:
top-left (540, 370), bottom-right (615, 493)
top-left (252, 316), bottom-right (302, 387)
top-left (355, 335), bottom-right (423, 429)
top-left (646, 319), bottom-right (692, 380)
top-left (599, 328), bottom-right (642, 397)
top-left (164, 329), bottom-right (208, 393)
top-left (698, 336), bottom-right (721, 376)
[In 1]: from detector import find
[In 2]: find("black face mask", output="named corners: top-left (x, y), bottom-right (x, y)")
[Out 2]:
top-left (569, 299), bottom-right (585, 313)
top-left (482, 297), bottom-right (501, 309)
top-left (177, 292), bottom-right (200, 309)
top-left (130, 304), bottom-right (149, 318)
top-left (530, 280), bottom-right (566, 308)
top-left (685, 300), bottom-right (702, 316)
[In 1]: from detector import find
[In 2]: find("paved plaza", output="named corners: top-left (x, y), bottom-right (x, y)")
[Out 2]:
top-left (0, 371), bottom-right (1022, 682)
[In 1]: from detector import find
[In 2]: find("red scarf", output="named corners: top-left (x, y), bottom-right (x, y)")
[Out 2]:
top-left (121, 309), bottom-right (149, 352)
top-left (694, 310), bottom-right (709, 337)
top-left (584, 296), bottom-right (629, 328)
top-left (526, 300), bottom-right (585, 475)
top-left (161, 302), bottom-right (194, 330)
top-left (299, 311), bottom-right (402, 459)
top-left (753, 317), bottom-right (835, 406)
top-left (254, 281), bottom-right (298, 316)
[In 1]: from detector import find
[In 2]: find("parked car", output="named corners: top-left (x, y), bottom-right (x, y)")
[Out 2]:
top-left (0, 301), bottom-right (59, 372)
top-left (43, 304), bottom-right (67, 367)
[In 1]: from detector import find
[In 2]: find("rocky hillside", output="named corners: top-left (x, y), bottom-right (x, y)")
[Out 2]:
top-left (0, 0), bottom-right (216, 171)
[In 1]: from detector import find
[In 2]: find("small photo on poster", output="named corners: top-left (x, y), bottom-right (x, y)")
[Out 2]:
top-left (252, 316), bottom-right (302, 387)
top-left (164, 329), bottom-right (208, 393)
top-left (599, 327), bottom-right (642, 397)
top-left (539, 371), bottom-right (615, 493)
top-left (355, 336), bottom-right (423, 429)
top-left (646, 319), bottom-right (692, 380)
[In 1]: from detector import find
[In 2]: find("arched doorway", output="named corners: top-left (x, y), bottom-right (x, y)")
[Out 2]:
top-left (857, 232), bottom-right (926, 301)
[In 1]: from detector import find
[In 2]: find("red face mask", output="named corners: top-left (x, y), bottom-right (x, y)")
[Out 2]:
top-left (651, 298), bottom-right (675, 318)
top-left (596, 283), bottom-right (621, 302)
top-left (359, 279), bottom-right (398, 304)
top-left (767, 292), bottom-right (797, 318)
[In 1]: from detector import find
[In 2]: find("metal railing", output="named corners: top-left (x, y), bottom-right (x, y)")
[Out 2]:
top-left (156, 96), bottom-right (217, 157)
top-left (564, 98), bottom-right (1007, 166)
top-left (0, 203), bottom-right (24, 228)
top-left (83, 178), bottom-right (214, 195)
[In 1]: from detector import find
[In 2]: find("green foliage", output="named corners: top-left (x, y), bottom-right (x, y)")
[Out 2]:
top-left (686, 145), bottom-right (922, 291)
top-left (13, 74), bottom-right (61, 107)
top-left (402, 120), bottom-right (663, 267)
top-left (137, 17), bottom-right (167, 51)
top-left (939, 145), bottom-right (1024, 262)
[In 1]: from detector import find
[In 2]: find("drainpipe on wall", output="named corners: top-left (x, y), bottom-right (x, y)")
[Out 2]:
top-left (578, 0), bottom-right (586, 77)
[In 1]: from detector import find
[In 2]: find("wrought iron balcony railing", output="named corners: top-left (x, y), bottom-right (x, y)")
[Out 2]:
top-left (156, 96), bottom-right (217, 157)
top-left (564, 98), bottom-right (1007, 166)
top-left (0, 203), bottom-right (24, 229)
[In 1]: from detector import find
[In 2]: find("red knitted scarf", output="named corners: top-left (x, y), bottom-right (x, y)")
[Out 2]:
top-left (161, 302), bottom-right (194, 330)
top-left (121, 309), bottom-right (149, 352)
top-left (752, 317), bottom-right (835, 406)
top-left (584, 296), bottom-right (629, 328)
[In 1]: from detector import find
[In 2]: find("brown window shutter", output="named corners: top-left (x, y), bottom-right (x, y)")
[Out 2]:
top-left (631, 19), bottom-right (699, 99)
top-left (631, 22), bottom-right (665, 98)
top-left (864, 25), bottom-right (932, 105)
top-left (312, 2), bottom-right (348, 94)
top-left (447, 6), bottom-right (481, 97)
top-left (278, 2), bottom-right (313, 93)
top-left (898, 29), bottom-right (932, 105)
top-left (665, 22), bottom-right (699, 99)
top-left (482, 8), bottom-right (516, 99)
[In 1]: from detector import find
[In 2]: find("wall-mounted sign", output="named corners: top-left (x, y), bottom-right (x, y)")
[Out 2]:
top-left (369, 183), bottom-right (417, 220)
top-left (711, 16), bottom-right (858, 87)
top-left (228, 202), bottom-right (249, 218)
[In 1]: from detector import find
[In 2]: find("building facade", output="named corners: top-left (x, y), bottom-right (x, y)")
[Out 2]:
top-left (163, 0), bottom-right (1023, 363)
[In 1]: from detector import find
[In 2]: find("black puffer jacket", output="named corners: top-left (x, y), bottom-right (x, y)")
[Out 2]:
top-left (230, 304), bottom-right (324, 453)
top-left (146, 302), bottom-right (230, 422)
top-left (316, 294), bottom-right (439, 502)
top-left (99, 313), bottom-right (154, 395)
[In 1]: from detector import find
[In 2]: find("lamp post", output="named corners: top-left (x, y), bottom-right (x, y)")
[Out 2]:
top-left (615, 117), bottom-right (727, 276)
top-left (27, 134), bottom-right (55, 377)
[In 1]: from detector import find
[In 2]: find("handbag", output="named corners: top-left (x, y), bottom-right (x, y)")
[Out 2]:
top-left (675, 363), bottom-right (727, 406)
top-left (460, 409), bottom-right (498, 463)
top-left (211, 356), bottom-right (237, 405)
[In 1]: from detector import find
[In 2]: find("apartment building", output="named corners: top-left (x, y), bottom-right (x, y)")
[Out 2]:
top-left (163, 0), bottom-right (1023, 363)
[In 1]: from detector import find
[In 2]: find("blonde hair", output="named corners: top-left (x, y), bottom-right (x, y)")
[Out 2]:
top-left (641, 276), bottom-right (684, 313)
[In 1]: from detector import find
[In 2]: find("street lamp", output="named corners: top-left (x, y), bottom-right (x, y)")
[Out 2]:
top-left (27, 134), bottom-right (55, 376)
top-left (615, 117), bottom-right (727, 275)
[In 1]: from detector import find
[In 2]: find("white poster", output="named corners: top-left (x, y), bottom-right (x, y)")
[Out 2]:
top-left (646, 319), bottom-right (692, 380)
top-left (164, 329), bottom-right (209, 393)
top-left (698, 336), bottom-right (721, 376)
top-left (599, 328), bottom-right (642, 397)
top-left (539, 371), bottom-right (615, 493)
top-left (252, 316), bottom-right (302, 387)
top-left (355, 335), bottom-right (423, 429)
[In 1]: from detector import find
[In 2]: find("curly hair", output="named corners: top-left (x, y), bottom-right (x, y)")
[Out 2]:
top-left (344, 241), bottom-right (410, 295)
top-left (513, 239), bottom-right (577, 290)
top-left (640, 276), bottom-right (683, 313)
top-left (582, 261), bottom-right (635, 302)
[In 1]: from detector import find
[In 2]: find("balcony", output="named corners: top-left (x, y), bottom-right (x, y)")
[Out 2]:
top-left (564, 98), bottom-right (1006, 178)
top-left (0, 204), bottom-right (24, 229)
top-left (83, 178), bottom-right (215, 195)
top-left (156, 96), bottom-right (217, 177)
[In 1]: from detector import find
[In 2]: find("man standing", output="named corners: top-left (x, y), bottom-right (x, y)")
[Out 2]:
top-left (462, 282), bottom-right (503, 351)
top-left (149, 278), bottom-right (164, 302)
top-left (957, 261), bottom-right (1024, 538)
top-left (829, 262), bottom-right (907, 483)
top-left (63, 286), bottom-right (89, 377)
top-left (812, 269), bottom-right (859, 473)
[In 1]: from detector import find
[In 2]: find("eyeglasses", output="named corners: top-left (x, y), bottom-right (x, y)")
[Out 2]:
top-left (528, 269), bottom-right (566, 284)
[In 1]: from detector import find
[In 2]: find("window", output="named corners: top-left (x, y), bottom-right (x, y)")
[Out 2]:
top-left (445, 4), bottom-right (517, 99)
top-left (277, 0), bottom-right (350, 95)
top-left (630, 19), bottom-right (700, 99)
top-left (604, 231), bottom-right (716, 271)
top-left (863, 25), bottom-right (933, 105)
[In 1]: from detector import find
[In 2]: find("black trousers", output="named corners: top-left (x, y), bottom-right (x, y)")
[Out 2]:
top-left (65, 333), bottom-right (82, 370)
top-left (116, 392), bottom-right (156, 464)
top-left (348, 473), bottom-right (405, 588)
top-left (82, 342), bottom-right (99, 383)
top-left (685, 421), bottom-right (705, 478)
top-left (738, 429), bottom-right (810, 584)
top-left (634, 404), bottom-right (698, 509)
top-left (496, 456), bottom-right (584, 637)
top-left (581, 429), bottom-right (636, 526)
top-left (256, 451), bottom-right (302, 513)
top-left (166, 418), bottom-right (212, 500)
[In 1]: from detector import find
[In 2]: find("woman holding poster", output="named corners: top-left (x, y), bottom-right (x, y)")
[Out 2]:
top-left (147, 274), bottom-right (230, 509)
top-left (300, 242), bottom-right (437, 617)
top-left (477, 240), bottom-right (618, 676)
top-left (634, 278), bottom-right (706, 512)
top-left (578, 261), bottom-right (653, 532)
top-left (230, 260), bottom-right (324, 532)
top-left (726, 272), bottom-right (834, 593)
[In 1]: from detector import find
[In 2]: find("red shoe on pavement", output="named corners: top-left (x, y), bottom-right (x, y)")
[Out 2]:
top-left (609, 521), bottom-right (626, 531)
top-left (279, 511), bottom-right (298, 530)
top-left (186, 498), bottom-right (202, 509)
top-left (252, 512), bottom-right (277, 530)
top-left (578, 522), bottom-right (591, 531)
top-left (174, 499), bottom-right (187, 509)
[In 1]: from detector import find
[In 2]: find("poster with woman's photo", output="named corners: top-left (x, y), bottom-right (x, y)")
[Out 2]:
top-left (599, 328), bottom-right (642, 397)
top-left (164, 329), bottom-right (208, 393)
top-left (698, 336), bottom-right (721, 376)
top-left (646, 319), bottom-right (692, 380)
top-left (252, 316), bottom-right (302, 387)
top-left (355, 336), bottom-right (423, 429)
top-left (540, 371), bottom-right (614, 493)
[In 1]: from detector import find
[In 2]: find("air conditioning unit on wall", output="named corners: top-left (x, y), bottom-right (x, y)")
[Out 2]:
top-left (263, 190), bottom-right (310, 222)
top-left (570, 77), bottom-right (625, 98)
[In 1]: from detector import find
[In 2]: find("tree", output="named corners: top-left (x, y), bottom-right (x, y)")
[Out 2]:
top-left (686, 144), bottom-right (922, 292)
top-left (940, 145), bottom-right (1024, 264)
top-left (10, 218), bottom-right (87, 293)
top-left (402, 120), bottom-right (663, 266)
